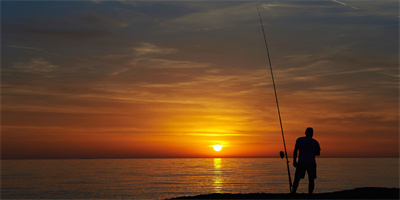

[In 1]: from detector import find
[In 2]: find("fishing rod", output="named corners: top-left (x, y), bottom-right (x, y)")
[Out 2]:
top-left (256, 4), bottom-right (293, 193)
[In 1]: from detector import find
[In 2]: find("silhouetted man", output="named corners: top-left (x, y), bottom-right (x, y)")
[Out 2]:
top-left (292, 127), bottom-right (321, 197)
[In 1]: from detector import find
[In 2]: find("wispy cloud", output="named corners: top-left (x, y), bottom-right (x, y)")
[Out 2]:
top-left (116, 0), bottom-right (154, 7)
top-left (143, 59), bottom-right (212, 69)
top-left (82, 12), bottom-right (129, 28)
top-left (332, 0), bottom-right (359, 10)
top-left (24, 27), bottom-right (113, 39)
top-left (164, 3), bottom-right (257, 31)
top-left (11, 58), bottom-right (59, 74)
top-left (91, 0), bottom-right (104, 4)
top-left (7, 45), bottom-right (44, 52)
top-left (134, 43), bottom-right (177, 56)
top-left (7, 45), bottom-right (112, 70)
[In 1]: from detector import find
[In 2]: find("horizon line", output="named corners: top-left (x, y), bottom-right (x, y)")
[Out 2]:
top-left (2, 156), bottom-right (399, 160)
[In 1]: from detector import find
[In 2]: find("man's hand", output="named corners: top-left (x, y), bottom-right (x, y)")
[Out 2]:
top-left (293, 147), bottom-right (298, 168)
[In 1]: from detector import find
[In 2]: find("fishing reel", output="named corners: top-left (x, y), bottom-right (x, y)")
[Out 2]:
top-left (279, 151), bottom-right (285, 159)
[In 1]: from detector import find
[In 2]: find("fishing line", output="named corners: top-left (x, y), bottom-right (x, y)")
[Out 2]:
top-left (256, 4), bottom-right (293, 193)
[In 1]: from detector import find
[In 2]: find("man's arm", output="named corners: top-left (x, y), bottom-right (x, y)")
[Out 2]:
top-left (293, 147), bottom-right (298, 168)
top-left (315, 141), bottom-right (321, 156)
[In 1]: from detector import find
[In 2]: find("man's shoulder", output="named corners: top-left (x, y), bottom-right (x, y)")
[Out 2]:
top-left (296, 136), bottom-right (307, 140)
top-left (296, 137), bottom-right (319, 144)
top-left (311, 138), bottom-right (319, 143)
top-left (296, 136), bottom-right (308, 142)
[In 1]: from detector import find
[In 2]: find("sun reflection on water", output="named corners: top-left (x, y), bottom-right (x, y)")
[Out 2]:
top-left (213, 158), bottom-right (223, 193)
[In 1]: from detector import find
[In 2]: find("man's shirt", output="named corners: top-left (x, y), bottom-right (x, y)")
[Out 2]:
top-left (295, 136), bottom-right (321, 163)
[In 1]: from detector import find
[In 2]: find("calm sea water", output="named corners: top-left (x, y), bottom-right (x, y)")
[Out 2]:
top-left (1, 158), bottom-right (399, 199)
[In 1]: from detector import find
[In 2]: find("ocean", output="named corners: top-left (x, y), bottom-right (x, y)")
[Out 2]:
top-left (1, 158), bottom-right (399, 199)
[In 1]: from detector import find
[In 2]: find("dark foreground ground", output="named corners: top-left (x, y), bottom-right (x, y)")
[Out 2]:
top-left (169, 187), bottom-right (399, 199)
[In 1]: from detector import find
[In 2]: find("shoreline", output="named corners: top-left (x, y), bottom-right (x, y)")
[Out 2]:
top-left (169, 187), bottom-right (399, 199)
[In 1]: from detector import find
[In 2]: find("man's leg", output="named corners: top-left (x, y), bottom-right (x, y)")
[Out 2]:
top-left (308, 178), bottom-right (314, 195)
top-left (292, 163), bottom-right (306, 194)
top-left (292, 177), bottom-right (300, 194)
top-left (308, 163), bottom-right (317, 196)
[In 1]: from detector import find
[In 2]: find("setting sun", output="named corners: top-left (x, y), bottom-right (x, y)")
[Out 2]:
top-left (213, 145), bottom-right (222, 151)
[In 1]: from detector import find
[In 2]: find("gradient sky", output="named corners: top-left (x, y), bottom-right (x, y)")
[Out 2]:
top-left (2, 0), bottom-right (399, 159)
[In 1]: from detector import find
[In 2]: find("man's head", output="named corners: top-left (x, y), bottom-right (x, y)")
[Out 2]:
top-left (305, 127), bottom-right (313, 137)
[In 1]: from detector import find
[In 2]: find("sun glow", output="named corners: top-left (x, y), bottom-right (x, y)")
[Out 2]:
top-left (213, 144), bottom-right (222, 151)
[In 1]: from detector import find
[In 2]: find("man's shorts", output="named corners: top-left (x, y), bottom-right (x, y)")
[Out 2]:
top-left (295, 162), bottom-right (317, 179)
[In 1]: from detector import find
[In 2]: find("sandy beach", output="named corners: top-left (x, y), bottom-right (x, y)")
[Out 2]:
top-left (169, 187), bottom-right (399, 199)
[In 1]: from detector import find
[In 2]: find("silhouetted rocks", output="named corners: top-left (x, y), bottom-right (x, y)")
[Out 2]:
top-left (164, 187), bottom-right (400, 200)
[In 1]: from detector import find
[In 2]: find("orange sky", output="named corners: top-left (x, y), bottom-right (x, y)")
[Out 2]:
top-left (1, 1), bottom-right (399, 159)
